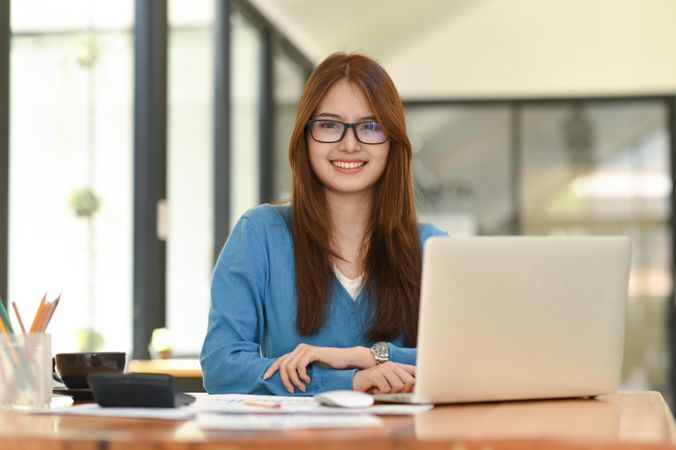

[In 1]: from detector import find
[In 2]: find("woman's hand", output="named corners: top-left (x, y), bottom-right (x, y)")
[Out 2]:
top-left (353, 362), bottom-right (416, 394)
top-left (263, 344), bottom-right (375, 394)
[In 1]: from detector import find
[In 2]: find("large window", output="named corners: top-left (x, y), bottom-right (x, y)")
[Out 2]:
top-left (166, 0), bottom-right (215, 356)
top-left (406, 98), bottom-right (673, 399)
top-left (2, 0), bottom-right (313, 359)
top-left (230, 9), bottom-right (262, 226)
top-left (272, 44), bottom-right (306, 200)
top-left (9, 0), bottom-right (134, 354)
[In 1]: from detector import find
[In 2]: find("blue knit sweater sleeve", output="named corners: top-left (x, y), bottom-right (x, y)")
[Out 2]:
top-left (200, 214), bottom-right (287, 394)
top-left (387, 222), bottom-right (449, 365)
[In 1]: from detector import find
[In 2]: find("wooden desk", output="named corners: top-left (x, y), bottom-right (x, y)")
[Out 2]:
top-left (0, 391), bottom-right (674, 449)
top-left (128, 359), bottom-right (202, 378)
top-left (128, 359), bottom-right (204, 392)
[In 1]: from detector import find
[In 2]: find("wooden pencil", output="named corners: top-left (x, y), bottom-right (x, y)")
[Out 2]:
top-left (29, 293), bottom-right (47, 333)
top-left (11, 302), bottom-right (26, 334)
top-left (40, 295), bottom-right (61, 332)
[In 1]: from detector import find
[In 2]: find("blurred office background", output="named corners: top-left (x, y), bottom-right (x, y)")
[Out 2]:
top-left (1, 0), bottom-right (675, 402)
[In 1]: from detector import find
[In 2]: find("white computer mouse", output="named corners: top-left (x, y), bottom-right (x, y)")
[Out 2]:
top-left (314, 390), bottom-right (374, 408)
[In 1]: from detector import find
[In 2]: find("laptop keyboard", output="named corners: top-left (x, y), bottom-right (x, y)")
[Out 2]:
top-left (373, 393), bottom-right (415, 404)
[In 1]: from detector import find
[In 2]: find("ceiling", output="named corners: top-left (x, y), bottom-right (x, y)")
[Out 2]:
top-left (248, 0), bottom-right (676, 99)
top-left (249, 0), bottom-right (480, 63)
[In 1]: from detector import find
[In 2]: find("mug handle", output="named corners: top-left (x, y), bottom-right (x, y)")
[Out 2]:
top-left (52, 357), bottom-right (64, 384)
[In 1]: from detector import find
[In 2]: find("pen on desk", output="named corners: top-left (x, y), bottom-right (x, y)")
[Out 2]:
top-left (244, 400), bottom-right (282, 409)
top-left (11, 302), bottom-right (26, 334)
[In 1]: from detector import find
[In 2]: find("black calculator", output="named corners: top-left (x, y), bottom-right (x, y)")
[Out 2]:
top-left (87, 373), bottom-right (196, 408)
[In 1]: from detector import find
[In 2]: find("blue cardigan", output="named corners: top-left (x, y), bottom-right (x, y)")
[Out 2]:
top-left (200, 203), bottom-right (446, 395)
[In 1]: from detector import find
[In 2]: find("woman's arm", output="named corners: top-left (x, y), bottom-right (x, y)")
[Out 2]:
top-left (389, 344), bottom-right (416, 365)
top-left (200, 215), bottom-right (294, 395)
top-left (262, 343), bottom-right (417, 393)
top-left (353, 362), bottom-right (416, 394)
top-left (262, 344), bottom-right (374, 393)
top-left (201, 212), bottom-right (377, 395)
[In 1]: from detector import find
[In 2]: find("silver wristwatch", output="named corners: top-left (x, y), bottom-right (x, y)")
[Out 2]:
top-left (370, 341), bottom-right (390, 364)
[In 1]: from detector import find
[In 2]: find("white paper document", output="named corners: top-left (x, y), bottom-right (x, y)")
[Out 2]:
top-left (32, 393), bottom-right (430, 424)
top-left (37, 403), bottom-right (195, 420)
top-left (197, 412), bottom-right (383, 430)
top-left (192, 393), bottom-right (432, 416)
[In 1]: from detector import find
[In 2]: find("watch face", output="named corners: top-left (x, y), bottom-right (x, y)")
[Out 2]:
top-left (373, 342), bottom-right (389, 359)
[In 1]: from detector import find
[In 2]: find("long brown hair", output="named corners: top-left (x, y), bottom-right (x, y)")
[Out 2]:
top-left (289, 52), bottom-right (421, 346)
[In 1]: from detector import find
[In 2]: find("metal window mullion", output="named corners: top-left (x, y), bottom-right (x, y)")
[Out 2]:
top-left (258, 26), bottom-right (273, 204)
top-left (511, 103), bottom-right (522, 235)
top-left (213, 0), bottom-right (231, 261)
top-left (133, 0), bottom-right (167, 359)
top-left (0, 0), bottom-right (9, 306)
top-left (668, 96), bottom-right (676, 405)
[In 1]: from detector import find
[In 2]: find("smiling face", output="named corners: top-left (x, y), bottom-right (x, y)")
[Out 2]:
top-left (307, 79), bottom-right (390, 199)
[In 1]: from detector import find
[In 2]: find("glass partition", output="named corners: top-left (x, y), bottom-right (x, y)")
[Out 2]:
top-left (407, 106), bottom-right (513, 236)
top-left (230, 10), bottom-right (262, 226)
top-left (405, 99), bottom-right (672, 397)
top-left (9, 0), bottom-right (134, 353)
top-left (272, 45), bottom-right (306, 201)
top-left (166, 0), bottom-right (215, 356)
top-left (520, 101), bottom-right (671, 394)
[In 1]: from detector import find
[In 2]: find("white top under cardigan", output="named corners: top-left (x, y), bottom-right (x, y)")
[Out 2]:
top-left (333, 267), bottom-right (364, 301)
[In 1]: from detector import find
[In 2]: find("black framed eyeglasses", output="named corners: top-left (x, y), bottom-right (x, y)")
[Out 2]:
top-left (307, 119), bottom-right (389, 145)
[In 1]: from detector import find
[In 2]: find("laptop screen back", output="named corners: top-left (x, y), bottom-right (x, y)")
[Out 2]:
top-left (415, 236), bottom-right (631, 404)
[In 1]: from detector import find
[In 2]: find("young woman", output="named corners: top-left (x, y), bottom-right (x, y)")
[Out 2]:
top-left (200, 52), bottom-right (446, 395)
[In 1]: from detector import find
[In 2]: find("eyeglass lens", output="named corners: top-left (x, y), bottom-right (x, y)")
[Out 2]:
top-left (309, 120), bottom-right (387, 144)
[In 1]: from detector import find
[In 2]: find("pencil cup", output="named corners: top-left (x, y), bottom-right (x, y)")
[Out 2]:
top-left (0, 333), bottom-right (51, 409)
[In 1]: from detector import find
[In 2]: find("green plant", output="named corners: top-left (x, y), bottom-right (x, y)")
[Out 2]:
top-left (77, 327), bottom-right (104, 352)
top-left (68, 188), bottom-right (100, 218)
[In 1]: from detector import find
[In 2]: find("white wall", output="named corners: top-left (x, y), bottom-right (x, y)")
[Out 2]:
top-left (385, 0), bottom-right (676, 98)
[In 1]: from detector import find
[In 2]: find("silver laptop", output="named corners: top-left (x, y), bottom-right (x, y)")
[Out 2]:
top-left (377, 236), bottom-right (631, 404)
